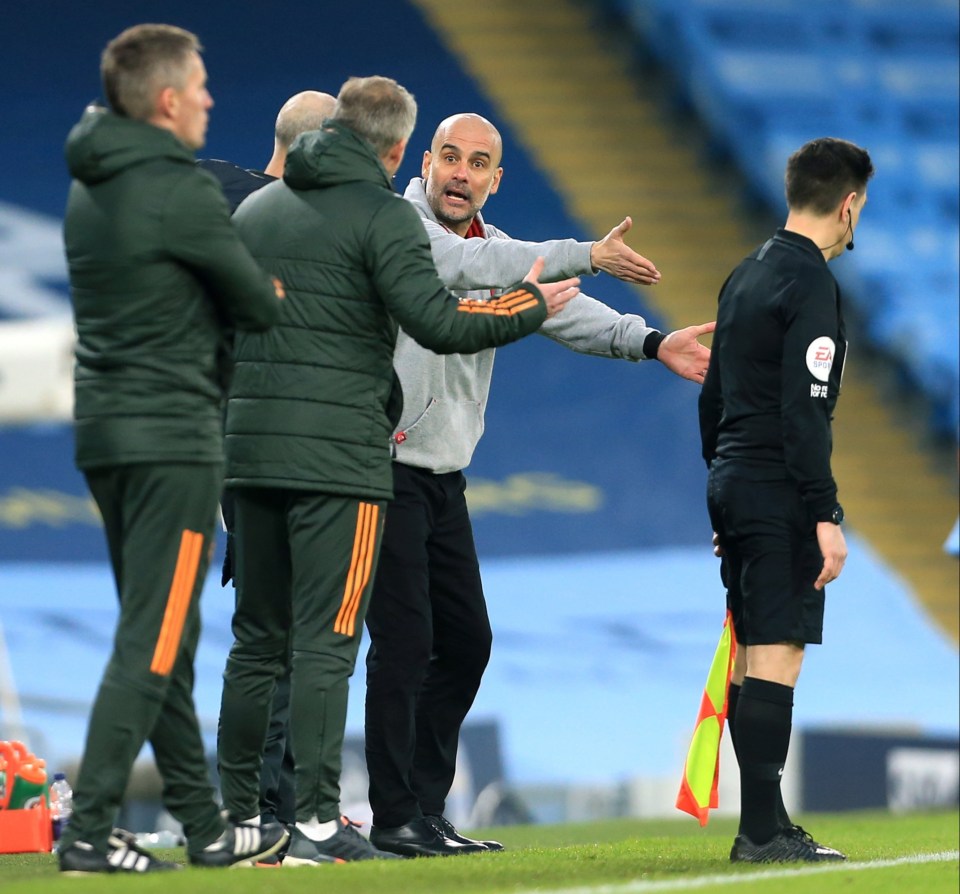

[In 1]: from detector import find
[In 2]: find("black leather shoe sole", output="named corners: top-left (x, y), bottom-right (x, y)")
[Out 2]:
top-left (370, 818), bottom-right (484, 857)
top-left (372, 838), bottom-right (462, 857)
top-left (424, 815), bottom-right (503, 852)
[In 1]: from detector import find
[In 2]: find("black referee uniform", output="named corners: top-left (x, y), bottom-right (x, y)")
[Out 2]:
top-left (697, 136), bottom-right (870, 864)
top-left (699, 228), bottom-right (846, 647)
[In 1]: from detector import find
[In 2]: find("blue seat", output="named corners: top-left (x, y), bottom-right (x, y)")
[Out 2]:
top-left (615, 0), bottom-right (959, 436)
top-left (857, 4), bottom-right (959, 56)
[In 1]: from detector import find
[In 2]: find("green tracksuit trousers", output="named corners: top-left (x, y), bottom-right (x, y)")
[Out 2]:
top-left (217, 487), bottom-right (384, 825)
top-left (60, 462), bottom-right (225, 855)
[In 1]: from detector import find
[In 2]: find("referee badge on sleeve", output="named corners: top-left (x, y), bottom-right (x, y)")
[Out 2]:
top-left (805, 336), bottom-right (835, 382)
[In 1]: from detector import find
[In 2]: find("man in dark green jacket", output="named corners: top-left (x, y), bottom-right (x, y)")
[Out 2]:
top-left (216, 75), bottom-right (580, 865)
top-left (58, 24), bottom-right (288, 874)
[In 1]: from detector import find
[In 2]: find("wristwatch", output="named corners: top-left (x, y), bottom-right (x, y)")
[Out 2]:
top-left (828, 504), bottom-right (844, 525)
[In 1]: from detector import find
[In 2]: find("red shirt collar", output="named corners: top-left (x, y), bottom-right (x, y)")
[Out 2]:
top-left (439, 217), bottom-right (486, 239)
top-left (464, 216), bottom-right (485, 239)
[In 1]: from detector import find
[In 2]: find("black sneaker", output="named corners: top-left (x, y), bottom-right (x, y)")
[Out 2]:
top-left (425, 815), bottom-right (504, 852)
top-left (730, 829), bottom-right (847, 863)
top-left (188, 819), bottom-right (289, 868)
top-left (784, 825), bottom-right (846, 860)
top-left (284, 818), bottom-right (401, 864)
top-left (59, 828), bottom-right (181, 874)
top-left (255, 825), bottom-right (292, 867)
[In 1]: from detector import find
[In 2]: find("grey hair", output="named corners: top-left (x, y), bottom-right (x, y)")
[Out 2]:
top-left (331, 76), bottom-right (417, 156)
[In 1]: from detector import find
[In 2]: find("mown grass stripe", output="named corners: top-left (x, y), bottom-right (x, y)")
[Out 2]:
top-left (528, 850), bottom-right (960, 894)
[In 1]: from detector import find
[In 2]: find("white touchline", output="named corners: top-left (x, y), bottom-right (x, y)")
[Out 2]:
top-left (525, 851), bottom-right (960, 894)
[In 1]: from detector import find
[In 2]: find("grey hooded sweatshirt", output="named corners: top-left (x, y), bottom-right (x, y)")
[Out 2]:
top-left (392, 177), bottom-right (660, 473)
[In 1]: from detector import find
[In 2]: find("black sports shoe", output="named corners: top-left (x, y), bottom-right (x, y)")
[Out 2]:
top-left (59, 828), bottom-right (181, 874)
top-left (730, 829), bottom-right (847, 863)
top-left (255, 825), bottom-right (293, 867)
top-left (425, 814), bottom-right (504, 852)
top-left (784, 825), bottom-right (846, 860)
top-left (284, 817), bottom-right (401, 864)
top-left (370, 816), bottom-right (486, 857)
top-left (188, 819), bottom-right (289, 868)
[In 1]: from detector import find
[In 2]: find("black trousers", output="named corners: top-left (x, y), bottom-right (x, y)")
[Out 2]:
top-left (364, 463), bottom-right (491, 828)
top-left (258, 672), bottom-right (296, 825)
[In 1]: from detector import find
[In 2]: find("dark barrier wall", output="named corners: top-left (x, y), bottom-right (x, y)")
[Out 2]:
top-left (802, 729), bottom-right (960, 812)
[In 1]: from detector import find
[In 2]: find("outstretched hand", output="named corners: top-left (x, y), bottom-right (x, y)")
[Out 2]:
top-left (657, 321), bottom-right (715, 383)
top-left (524, 256), bottom-right (580, 319)
top-left (590, 217), bottom-right (661, 285)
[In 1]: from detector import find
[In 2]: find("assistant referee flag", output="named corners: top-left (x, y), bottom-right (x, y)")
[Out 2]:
top-left (676, 610), bottom-right (737, 825)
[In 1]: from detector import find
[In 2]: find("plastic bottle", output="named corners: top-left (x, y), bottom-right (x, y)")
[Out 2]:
top-left (49, 772), bottom-right (74, 841)
top-left (0, 752), bottom-right (7, 809)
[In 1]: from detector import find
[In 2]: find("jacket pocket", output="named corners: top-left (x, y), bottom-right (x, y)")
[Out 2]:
top-left (393, 397), bottom-right (484, 469)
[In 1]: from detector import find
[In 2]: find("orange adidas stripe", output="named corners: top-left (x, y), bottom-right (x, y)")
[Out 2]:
top-left (347, 506), bottom-right (380, 635)
top-left (334, 503), bottom-right (378, 637)
top-left (345, 503), bottom-right (379, 636)
top-left (150, 530), bottom-right (204, 675)
top-left (456, 288), bottom-right (539, 316)
top-left (336, 503), bottom-right (369, 633)
top-left (458, 299), bottom-right (539, 316)
top-left (487, 289), bottom-right (531, 306)
top-left (473, 288), bottom-right (536, 309)
top-left (334, 503), bottom-right (380, 637)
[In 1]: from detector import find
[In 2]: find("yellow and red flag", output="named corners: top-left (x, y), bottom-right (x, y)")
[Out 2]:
top-left (676, 610), bottom-right (737, 825)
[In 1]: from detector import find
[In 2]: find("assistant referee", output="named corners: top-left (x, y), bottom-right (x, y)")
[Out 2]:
top-left (699, 137), bottom-right (874, 864)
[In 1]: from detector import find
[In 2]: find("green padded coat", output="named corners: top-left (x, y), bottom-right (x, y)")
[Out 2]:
top-left (224, 122), bottom-right (548, 500)
top-left (64, 106), bottom-right (281, 470)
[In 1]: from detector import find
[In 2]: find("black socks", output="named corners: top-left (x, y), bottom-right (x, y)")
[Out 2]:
top-left (732, 677), bottom-right (794, 844)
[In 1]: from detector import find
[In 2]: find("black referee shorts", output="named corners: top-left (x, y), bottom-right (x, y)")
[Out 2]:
top-left (707, 460), bottom-right (825, 646)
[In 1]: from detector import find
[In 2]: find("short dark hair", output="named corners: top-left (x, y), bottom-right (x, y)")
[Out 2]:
top-left (101, 24), bottom-right (201, 120)
top-left (785, 138), bottom-right (874, 215)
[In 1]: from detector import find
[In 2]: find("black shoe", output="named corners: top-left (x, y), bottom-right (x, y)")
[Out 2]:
top-left (730, 829), bottom-right (847, 863)
top-left (59, 828), bottom-right (181, 874)
top-left (370, 816), bottom-right (486, 857)
top-left (425, 814), bottom-right (503, 852)
top-left (783, 825), bottom-right (846, 860)
top-left (254, 824), bottom-right (292, 867)
top-left (284, 818), bottom-right (401, 864)
top-left (188, 819), bottom-right (289, 868)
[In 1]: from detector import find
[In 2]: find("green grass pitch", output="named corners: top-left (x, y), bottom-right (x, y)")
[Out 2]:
top-left (0, 810), bottom-right (957, 893)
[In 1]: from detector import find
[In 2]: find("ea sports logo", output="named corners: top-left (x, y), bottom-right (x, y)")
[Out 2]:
top-left (806, 336), bottom-right (835, 382)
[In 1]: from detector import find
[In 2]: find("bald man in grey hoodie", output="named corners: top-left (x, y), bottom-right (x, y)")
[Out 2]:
top-left (365, 113), bottom-right (714, 858)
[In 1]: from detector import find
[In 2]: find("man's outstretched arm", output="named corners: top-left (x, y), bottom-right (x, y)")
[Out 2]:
top-left (418, 212), bottom-right (660, 289)
top-left (654, 321), bottom-right (715, 383)
top-left (589, 216), bottom-right (660, 285)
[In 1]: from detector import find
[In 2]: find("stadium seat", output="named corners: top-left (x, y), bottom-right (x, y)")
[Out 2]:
top-left (611, 0), bottom-right (959, 437)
